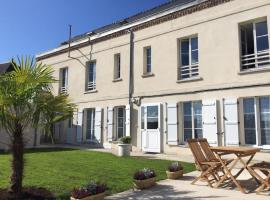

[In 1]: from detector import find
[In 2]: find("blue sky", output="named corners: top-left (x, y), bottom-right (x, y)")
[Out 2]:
top-left (0, 0), bottom-right (168, 62)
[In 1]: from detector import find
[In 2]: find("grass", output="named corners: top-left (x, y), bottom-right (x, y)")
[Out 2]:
top-left (0, 148), bottom-right (195, 199)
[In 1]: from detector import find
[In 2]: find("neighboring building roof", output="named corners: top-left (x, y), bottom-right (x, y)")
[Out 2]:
top-left (0, 62), bottom-right (14, 74)
top-left (36, 0), bottom-right (232, 60)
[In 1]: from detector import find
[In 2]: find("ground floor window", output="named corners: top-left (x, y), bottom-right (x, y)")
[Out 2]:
top-left (86, 108), bottom-right (95, 141)
top-left (116, 107), bottom-right (126, 139)
top-left (243, 97), bottom-right (270, 145)
top-left (183, 101), bottom-right (202, 141)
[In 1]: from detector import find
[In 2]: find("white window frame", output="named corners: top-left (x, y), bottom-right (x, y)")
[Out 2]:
top-left (179, 35), bottom-right (199, 80)
top-left (86, 61), bottom-right (96, 91)
top-left (59, 67), bottom-right (68, 94)
top-left (114, 54), bottom-right (121, 80)
top-left (240, 18), bottom-right (270, 70)
top-left (242, 96), bottom-right (270, 149)
top-left (182, 101), bottom-right (203, 142)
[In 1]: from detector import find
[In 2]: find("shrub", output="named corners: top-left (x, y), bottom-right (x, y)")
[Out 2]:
top-left (71, 181), bottom-right (106, 199)
top-left (167, 162), bottom-right (183, 172)
top-left (119, 136), bottom-right (131, 144)
top-left (133, 168), bottom-right (156, 180)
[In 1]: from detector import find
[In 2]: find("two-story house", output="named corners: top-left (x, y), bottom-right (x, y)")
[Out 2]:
top-left (36, 0), bottom-right (270, 153)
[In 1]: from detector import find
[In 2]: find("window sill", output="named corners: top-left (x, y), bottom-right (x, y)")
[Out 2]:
top-left (176, 76), bottom-right (203, 83)
top-left (238, 66), bottom-right (270, 75)
top-left (141, 73), bottom-right (154, 78)
top-left (112, 78), bottom-right (122, 82)
top-left (84, 89), bottom-right (98, 94)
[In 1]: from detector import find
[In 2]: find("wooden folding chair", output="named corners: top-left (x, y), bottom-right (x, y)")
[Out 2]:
top-left (249, 161), bottom-right (270, 194)
top-left (198, 138), bottom-right (233, 164)
top-left (187, 139), bottom-right (222, 187)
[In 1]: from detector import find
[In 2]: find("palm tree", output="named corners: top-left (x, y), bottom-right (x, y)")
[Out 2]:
top-left (0, 57), bottom-right (75, 198)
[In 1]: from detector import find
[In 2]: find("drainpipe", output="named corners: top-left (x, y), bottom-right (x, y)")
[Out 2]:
top-left (128, 29), bottom-right (134, 137)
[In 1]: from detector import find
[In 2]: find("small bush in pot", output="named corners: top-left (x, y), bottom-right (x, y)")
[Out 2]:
top-left (117, 136), bottom-right (131, 157)
top-left (70, 181), bottom-right (106, 200)
top-left (119, 136), bottom-right (131, 144)
top-left (166, 162), bottom-right (184, 179)
top-left (133, 168), bottom-right (156, 189)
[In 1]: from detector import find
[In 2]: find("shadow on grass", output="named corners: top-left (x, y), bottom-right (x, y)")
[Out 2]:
top-left (0, 148), bottom-right (77, 155)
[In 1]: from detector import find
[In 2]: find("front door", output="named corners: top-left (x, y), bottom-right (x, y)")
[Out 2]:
top-left (141, 104), bottom-right (161, 153)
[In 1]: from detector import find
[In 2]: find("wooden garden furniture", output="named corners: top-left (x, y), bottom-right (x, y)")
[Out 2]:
top-left (249, 161), bottom-right (270, 194)
top-left (187, 139), bottom-right (223, 187)
top-left (210, 146), bottom-right (261, 194)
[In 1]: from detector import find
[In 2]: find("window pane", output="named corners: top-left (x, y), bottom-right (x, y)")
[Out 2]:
top-left (86, 109), bottom-right (95, 140)
top-left (147, 106), bottom-right (158, 129)
top-left (259, 97), bottom-right (270, 113)
top-left (194, 129), bottom-right (203, 139)
top-left (191, 37), bottom-right (198, 50)
top-left (147, 117), bottom-right (158, 129)
top-left (88, 62), bottom-right (96, 82)
top-left (194, 115), bottom-right (202, 129)
top-left (193, 101), bottom-right (202, 115)
top-left (181, 53), bottom-right (189, 66)
top-left (146, 48), bottom-right (151, 73)
top-left (244, 115), bottom-right (255, 128)
top-left (243, 98), bottom-right (256, 145)
top-left (184, 129), bottom-right (192, 142)
top-left (245, 129), bottom-right (256, 145)
top-left (240, 23), bottom-right (255, 56)
top-left (257, 36), bottom-right (269, 52)
top-left (118, 107), bottom-right (124, 117)
top-left (147, 106), bottom-right (158, 118)
top-left (261, 129), bottom-right (270, 145)
top-left (256, 21), bottom-right (268, 37)
top-left (243, 98), bottom-right (255, 113)
top-left (183, 102), bottom-right (192, 115)
top-left (184, 115), bottom-right (192, 128)
top-left (260, 113), bottom-right (270, 129)
top-left (191, 50), bottom-right (198, 64)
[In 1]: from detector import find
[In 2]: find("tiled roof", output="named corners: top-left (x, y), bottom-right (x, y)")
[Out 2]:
top-left (0, 62), bottom-right (13, 74)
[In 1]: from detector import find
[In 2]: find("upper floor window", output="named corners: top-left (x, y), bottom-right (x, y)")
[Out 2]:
top-left (114, 54), bottom-right (121, 80)
top-left (59, 67), bottom-right (68, 94)
top-left (240, 19), bottom-right (269, 70)
top-left (143, 47), bottom-right (152, 74)
top-left (179, 36), bottom-right (199, 80)
top-left (86, 61), bottom-right (96, 91)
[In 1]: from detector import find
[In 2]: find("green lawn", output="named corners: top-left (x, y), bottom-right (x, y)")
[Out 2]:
top-left (0, 148), bottom-right (195, 199)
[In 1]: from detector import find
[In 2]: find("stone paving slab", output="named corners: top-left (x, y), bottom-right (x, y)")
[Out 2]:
top-left (106, 171), bottom-right (269, 200)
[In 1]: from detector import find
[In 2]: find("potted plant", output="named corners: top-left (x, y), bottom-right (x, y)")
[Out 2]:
top-left (70, 181), bottom-right (106, 200)
top-left (117, 136), bottom-right (131, 157)
top-left (133, 168), bottom-right (156, 189)
top-left (166, 162), bottom-right (184, 179)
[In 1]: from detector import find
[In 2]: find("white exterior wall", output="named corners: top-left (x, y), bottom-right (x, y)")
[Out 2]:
top-left (36, 0), bottom-right (270, 152)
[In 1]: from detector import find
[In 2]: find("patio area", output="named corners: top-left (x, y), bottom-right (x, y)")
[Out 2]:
top-left (106, 170), bottom-right (269, 200)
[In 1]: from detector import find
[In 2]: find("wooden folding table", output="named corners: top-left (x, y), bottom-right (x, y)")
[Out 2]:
top-left (210, 146), bottom-right (261, 194)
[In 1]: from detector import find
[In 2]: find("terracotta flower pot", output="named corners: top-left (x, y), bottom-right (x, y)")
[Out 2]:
top-left (133, 177), bottom-right (156, 189)
top-left (70, 192), bottom-right (105, 200)
top-left (166, 170), bottom-right (183, 179)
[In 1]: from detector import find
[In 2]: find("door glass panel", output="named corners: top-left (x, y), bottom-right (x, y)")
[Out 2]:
top-left (183, 102), bottom-right (192, 141)
top-left (193, 101), bottom-right (202, 138)
top-left (147, 106), bottom-right (158, 129)
top-left (243, 98), bottom-right (256, 145)
top-left (259, 97), bottom-right (270, 145)
top-left (117, 107), bottom-right (125, 139)
top-left (86, 109), bottom-right (95, 140)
